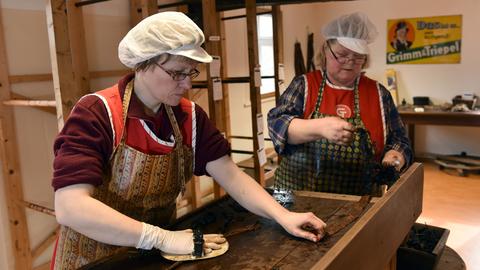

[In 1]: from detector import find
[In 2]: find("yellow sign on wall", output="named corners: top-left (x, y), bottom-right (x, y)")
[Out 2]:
top-left (387, 15), bottom-right (462, 64)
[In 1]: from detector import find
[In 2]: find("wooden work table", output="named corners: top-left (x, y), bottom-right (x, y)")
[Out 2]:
top-left (81, 163), bottom-right (424, 270)
top-left (398, 107), bottom-right (480, 151)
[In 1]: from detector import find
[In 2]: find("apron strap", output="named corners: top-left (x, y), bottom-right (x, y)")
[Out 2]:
top-left (165, 104), bottom-right (186, 195)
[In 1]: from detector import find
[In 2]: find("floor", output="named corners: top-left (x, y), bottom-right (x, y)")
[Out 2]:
top-left (417, 161), bottom-right (480, 270)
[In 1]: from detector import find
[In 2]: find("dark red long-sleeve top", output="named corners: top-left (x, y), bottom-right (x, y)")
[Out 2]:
top-left (52, 74), bottom-right (230, 191)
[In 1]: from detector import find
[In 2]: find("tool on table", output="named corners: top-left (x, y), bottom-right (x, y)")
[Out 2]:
top-left (272, 189), bottom-right (295, 208)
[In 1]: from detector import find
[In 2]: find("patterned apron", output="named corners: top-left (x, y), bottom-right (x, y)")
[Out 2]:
top-left (274, 74), bottom-right (376, 195)
top-left (52, 81), bottom-right (193, 269)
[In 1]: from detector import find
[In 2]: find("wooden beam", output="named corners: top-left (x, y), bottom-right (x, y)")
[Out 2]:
top-left (46, 0), bottom-right (90, 129)
top-left (67, 0), bottom-right (91, 100)
top-left (31, 226), bottom-right (59, 260)
top-left (272, 5), bottom-right (284, 104)
top-left (3, 100), bottom-right (56, 107)
top-left (189, 176), bottom-right (202, 209)
top-left (217, 0), bottom-right (354, 11)
top-left (313, 163), bottom-right (424, 270)
top-left (202, 0), bottom-right (226, 131)
top-left (9, 73), bottom-right (52, 84)
top-left (74, 0), bottom-right (110, 7)
top-left (22, 201), bottom-right (56, 217)
top-left (246, 0), bottom-right (265, 186)
top-left (141, 0), bottom-right (157, 18)
top-left (221, 8), bottom-right (272, 21)
top-left (9, 93), bottom-right (56, 114)
top-left (0, 9), bottom-right (32, 270)
top-left (8, 69), bottom-right (129, 84)
top-left (177, 185), bottom-right (215, 211)
top-left (202, 0), bottom-right (228, 198)
top-left (184, 87), bottom-right (205, 210)
top-left (219, 15), bottom-right (232, 142)
top-left (129, 0), bottom-right (143, 27)
top-left (296, 190), bottom-right (378, 202)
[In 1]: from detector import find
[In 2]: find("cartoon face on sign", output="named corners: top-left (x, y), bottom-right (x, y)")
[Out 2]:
top-left (388, 21), bottom-right (415, 51)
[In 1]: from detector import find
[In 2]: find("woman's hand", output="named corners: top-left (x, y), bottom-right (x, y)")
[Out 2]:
top-left (315, 117), bottom-right (354, 145)
top-left (137, 223), bottom-right (226, 255)
top-left (207, 156), bottom-right (327, 242)
top-left (276, 211), bottom-right (327, 242)
top-left (382, 149), bottom-right (405, 171)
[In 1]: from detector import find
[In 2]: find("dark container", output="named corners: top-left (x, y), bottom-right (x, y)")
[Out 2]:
top-left (413, 96), bottom-right (431, 106)
top-left (397, 223), bottom-right (450, 270)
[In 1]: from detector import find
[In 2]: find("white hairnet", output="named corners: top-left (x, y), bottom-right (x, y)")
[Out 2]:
top-left (322, 12), bottom-right (378, 54)
top-left (118, 11), bottom-right (212, 68)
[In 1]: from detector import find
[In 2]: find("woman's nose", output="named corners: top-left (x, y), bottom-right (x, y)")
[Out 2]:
top-left (179, 76), bottom-right (192, 89)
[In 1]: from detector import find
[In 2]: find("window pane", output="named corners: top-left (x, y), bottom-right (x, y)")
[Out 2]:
top-left (257, 14), bottom-right (274, 94)
top-left (259, 45), bottom-right (274, 76)
top-left (260, 78), bottom-right (275, 94)
top-left (257, 15), bottom-right (273, 38)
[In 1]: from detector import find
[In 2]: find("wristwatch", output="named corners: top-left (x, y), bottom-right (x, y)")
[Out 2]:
top-left (192, 228), bottom-right (204, 258)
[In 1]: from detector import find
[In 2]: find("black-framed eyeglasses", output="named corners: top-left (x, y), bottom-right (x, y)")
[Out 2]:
top-left (154, 63), bottom-right (200, 81)
top-left (326, 42), bottom-right (367, 65)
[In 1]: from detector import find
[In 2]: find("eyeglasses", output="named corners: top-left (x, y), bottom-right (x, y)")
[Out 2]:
top-left (327, 42), bottom-right (367, 65)
top-left (154, 63), bottom-right (200, 81)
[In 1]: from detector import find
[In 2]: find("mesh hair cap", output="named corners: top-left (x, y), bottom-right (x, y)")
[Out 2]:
top-left (118, 11), bottom-right (212, 68)
top-left (322, 12), bottom-right (378, 54)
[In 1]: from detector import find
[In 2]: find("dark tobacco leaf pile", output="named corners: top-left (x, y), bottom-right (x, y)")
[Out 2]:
top-left (357, 128), bottom-right (400, 195)
top-left (402, 224), bottom-right (444, 253)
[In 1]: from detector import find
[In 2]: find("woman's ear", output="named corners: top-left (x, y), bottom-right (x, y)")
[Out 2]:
top-left (362, 55), bottom-right (369, 69)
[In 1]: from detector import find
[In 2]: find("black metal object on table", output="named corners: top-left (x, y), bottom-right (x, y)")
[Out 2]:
top-left (192, 229), bottom-right (204, 258)
top-left (271, 188), bottom-right (295, 208)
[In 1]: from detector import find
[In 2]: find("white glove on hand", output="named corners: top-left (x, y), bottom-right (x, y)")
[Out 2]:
top-left (136, 222), bottom-right (194, 255)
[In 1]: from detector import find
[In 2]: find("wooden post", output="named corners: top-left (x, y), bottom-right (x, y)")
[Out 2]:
top-left (66, 0), bottom-right (90, 98)
top-left (183, 87), bottom-right (204, 209)
top-left (140, 0), bottom-right (158, 18)
top-left (129, 0), bottom-right (143, 27)
top-left (218, 17), bottom-right (232, 143)
top-left (272, 5), bottom-right (284, 104)
top-left (46, 0), bottom-right (91, 129)
top-left (189, 177), bottom-right (202, 208)
top-left (0, 8), bottom-right (33, 270)
top-left (202, 0), bottom-right (228, 197)
top-left (245, 0), bottom-right (265, 186)
top-left (201, 0), bottom-right (229, 132)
